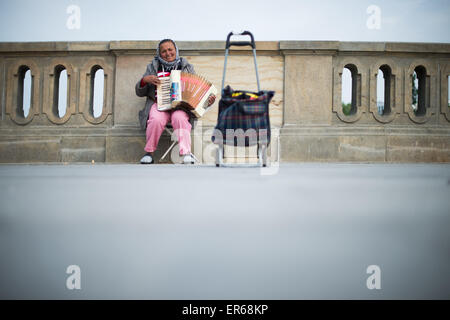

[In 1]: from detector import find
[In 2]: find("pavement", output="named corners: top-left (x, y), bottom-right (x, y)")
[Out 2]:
top-left (0, 163), bottom-right (449, 299)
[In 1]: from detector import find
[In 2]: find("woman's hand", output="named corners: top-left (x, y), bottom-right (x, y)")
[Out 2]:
top-left (207, 95), bottom-right (216, 106)
top-left (143, 75), bottom-right (161, 86)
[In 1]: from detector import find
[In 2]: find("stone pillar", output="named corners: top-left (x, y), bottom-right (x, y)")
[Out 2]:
top-left (282, 42), bottom-right (337, 125)
top-left (284, 55), bottom-right (333, 125)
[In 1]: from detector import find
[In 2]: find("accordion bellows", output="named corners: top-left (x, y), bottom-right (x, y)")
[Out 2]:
top-left (157, 70), bottom-right (217, 118)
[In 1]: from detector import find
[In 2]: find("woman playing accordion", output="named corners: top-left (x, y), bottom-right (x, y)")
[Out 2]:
top-left (135, 39), bottom-right (216, 164)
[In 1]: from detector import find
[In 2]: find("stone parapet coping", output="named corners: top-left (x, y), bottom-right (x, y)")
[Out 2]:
top-left (280, 41), bottom-right (450, 53)
top-left (0, 41), bottom-right (449, 54)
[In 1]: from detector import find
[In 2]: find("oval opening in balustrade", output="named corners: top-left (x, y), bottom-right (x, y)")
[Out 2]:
top-left (377, 65), bottom-right (392, 116)
top-left (53, 65), bottom-right (68, 118)
top-left (90, 66), bottom-right (104, 118)
top-left (17, 66), bottom-right (32, 118)
top-left (412, 65), bottom-right (427, 116)
top-left (447, 75), bottom-right (449, 109)
top-left (377, 69), bottom-right (384, 115)
top-left (342, 65), bottom-right (357, 116)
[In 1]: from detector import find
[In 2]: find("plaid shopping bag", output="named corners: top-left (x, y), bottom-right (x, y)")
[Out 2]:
top-left (212, 86), bottom-right (274, 146)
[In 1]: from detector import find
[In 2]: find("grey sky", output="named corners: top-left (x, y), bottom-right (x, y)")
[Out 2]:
top-left (0, 0), bottom-right (449, 42)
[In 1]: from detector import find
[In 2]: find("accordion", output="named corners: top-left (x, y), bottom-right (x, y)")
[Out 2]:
top-left (157, 70), bottom-right (217, 118)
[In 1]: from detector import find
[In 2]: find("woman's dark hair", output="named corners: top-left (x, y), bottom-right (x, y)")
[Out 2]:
top-left (159, 39), bottom-right (176, 49)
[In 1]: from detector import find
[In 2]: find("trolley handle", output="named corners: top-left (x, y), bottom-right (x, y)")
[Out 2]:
top-left (225, 31), bottom-right (255, 49)
top-left (222, 31), bottom-right (260, 92)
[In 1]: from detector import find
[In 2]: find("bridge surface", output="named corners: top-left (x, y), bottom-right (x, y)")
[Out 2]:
top-left (0, 163), bottom-right (449, 299)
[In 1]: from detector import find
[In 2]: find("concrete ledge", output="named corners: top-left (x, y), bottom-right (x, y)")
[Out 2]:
top-left (281, 126), bottom-right (450, 162)
top-left (387, 136), bottom-right (450, 162)
top-left (0, 137), bottom-right (62, 163)
top-left (1, 125), bottom-right (449, 163)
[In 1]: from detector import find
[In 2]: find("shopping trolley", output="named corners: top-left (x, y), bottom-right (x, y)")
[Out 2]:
top-left (212, 31), bottom-right (275, 167)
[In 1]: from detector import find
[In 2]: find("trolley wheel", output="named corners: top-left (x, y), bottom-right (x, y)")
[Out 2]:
top-left (215, 145), bottom-right (223, 167)
top-left (258, 143), bottom-right (268, 167)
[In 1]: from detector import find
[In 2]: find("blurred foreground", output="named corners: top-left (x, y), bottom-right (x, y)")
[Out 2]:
top-left (0, 163), bottom-right (449, 299)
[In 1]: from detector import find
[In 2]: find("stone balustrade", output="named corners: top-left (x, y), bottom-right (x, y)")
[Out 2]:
top-left (0, 41), bottom-right (449, 163)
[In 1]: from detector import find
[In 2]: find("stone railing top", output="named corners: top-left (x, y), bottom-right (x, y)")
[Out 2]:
top-left (0, 41), bottom-right (449, 54)
top-left (0, 41), bottom-right (279, 53)
top-left (280, 41), bottom-right (450, 53)
top-left (0, 41), bottom-right (111, 52)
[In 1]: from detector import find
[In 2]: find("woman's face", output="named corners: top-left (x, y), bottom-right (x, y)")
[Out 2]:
top-left (159, 41), bottom-right (176, 62)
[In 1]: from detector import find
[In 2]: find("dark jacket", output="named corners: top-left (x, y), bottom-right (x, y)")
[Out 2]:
top-left (135, 57), bottom-right (195, 130)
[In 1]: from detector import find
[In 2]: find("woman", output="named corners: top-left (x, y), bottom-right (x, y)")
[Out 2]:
top-left (135, 39), bottom-right (215, 164)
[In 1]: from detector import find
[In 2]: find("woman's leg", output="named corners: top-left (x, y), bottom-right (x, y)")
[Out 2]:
top-left (170, 110), bottom-right (192, 155)
top-left (144, 103), bottom-right (171, 153)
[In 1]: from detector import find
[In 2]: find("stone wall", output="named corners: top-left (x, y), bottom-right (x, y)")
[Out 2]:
top-left (0, 41), bottom-right (449, 163)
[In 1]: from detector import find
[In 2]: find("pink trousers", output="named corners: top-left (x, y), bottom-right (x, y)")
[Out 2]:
top-left (144, 103), bottom-right (192, 155)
